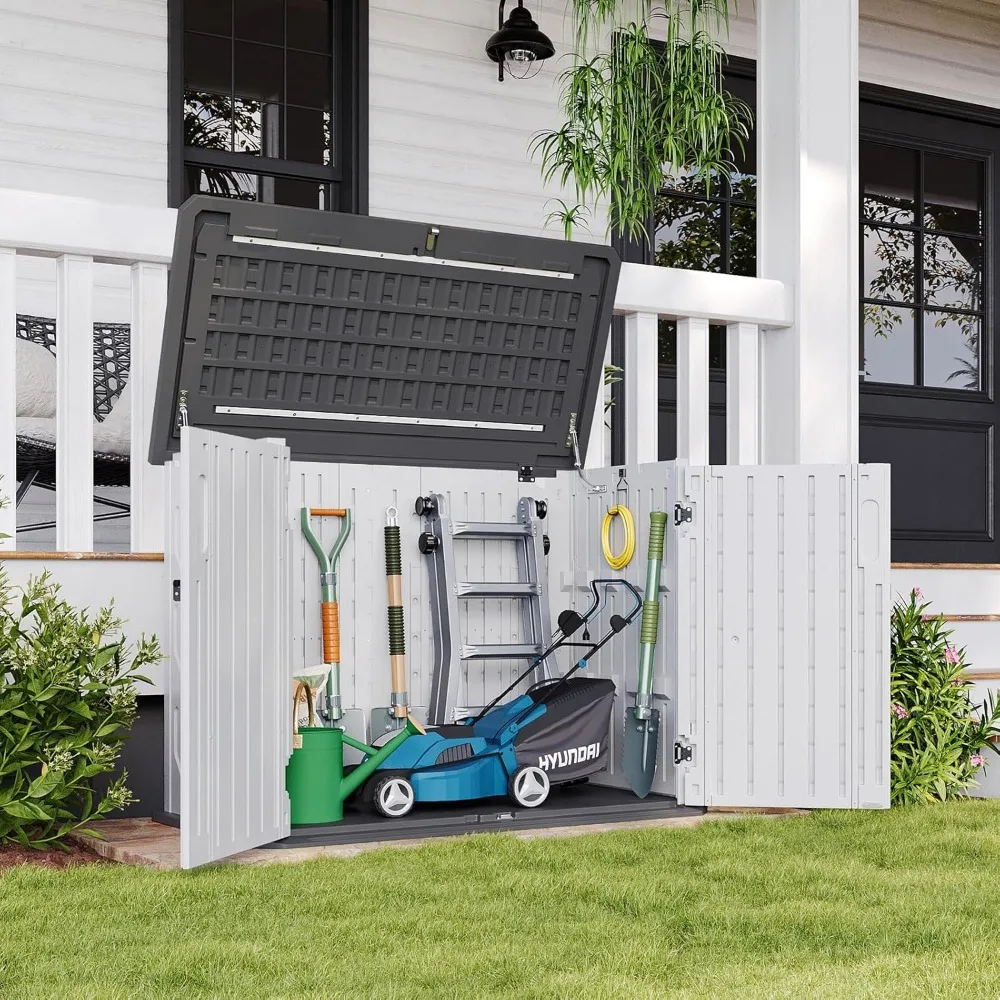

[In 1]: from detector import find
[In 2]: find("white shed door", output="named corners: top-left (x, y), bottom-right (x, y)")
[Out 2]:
top-left (178, 428), bottom-right (292, 869)
top-left (698, 465), bottom-right (890, 810)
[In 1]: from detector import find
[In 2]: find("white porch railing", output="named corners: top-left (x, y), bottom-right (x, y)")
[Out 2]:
top-left (0, 190), bottom-right (176, 552)
top-left (0, 191), bottom-right (793, 553)
top-left (595, 263), bottom-right (793, 469)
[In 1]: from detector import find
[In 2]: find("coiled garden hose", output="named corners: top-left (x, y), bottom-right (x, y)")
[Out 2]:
top-left (635, 511), bottom-right (667, 720)
top-left (385, 507), bottom-right (408, 720)
top-left (601, 505), bottom-right (636, 570)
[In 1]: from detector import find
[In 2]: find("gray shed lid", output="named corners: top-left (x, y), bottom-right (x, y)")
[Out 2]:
top-left (149, 197), bottom-right (620, 474)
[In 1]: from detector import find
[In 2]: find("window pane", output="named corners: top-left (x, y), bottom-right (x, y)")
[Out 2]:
top-left (185, 0), bottom-right (232, 36)
top-left (730, 171), bottom-right (756, 205)
top-left (654, 196), bottom-right (722, 272)
top-left (234, 0), bottom-right (283, 44)
top-left (923, 234), bottom-right (982, 311)
top-left (730, 204), bottom-right (756, 277)
top-left (286, 106), bottom-right (329, 165)
top-left (190, 166), bottom-right (258, 201)
top-left (233, 99), bottom-right (284, 158)
top-left (861, 142), bottom-right (916, 225)
top-left (287, 0), bottom-right (331, 53)
top-left (657, 320), bottom-right (726, 369)
top-left (184, 91), bottom-right (233, 152)
top-left (864, 226), bottom-right (915, 303)
top-left (863, 306), bottom-right (915, 385)
top-left (287, 51), bottom-right (332, 108)
top-left (924, 154), bottom-right (983, 236)
top-left (235, 39), bottom-right (283, 104)
top-left (924, 311), bottom-right (981, 390)
top-left (184, 31), bottom-right (232, 95)
top-left (270, 176), bottom-right (331, 209)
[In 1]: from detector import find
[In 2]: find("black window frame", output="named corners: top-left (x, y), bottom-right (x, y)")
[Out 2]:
top-left (859, 128), bottom-right (991, 401)
top-left (167, 0), bottom-right (368, 213)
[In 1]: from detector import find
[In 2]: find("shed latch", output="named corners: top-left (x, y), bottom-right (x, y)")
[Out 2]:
top-left (519, 465), bottom-right (536, 483)
top-left (674, 503), bottom-right (693, 526)
top-left (674, 740), bottom-right (693, 765)
top-left (172, 580), bottom-right (182, 602)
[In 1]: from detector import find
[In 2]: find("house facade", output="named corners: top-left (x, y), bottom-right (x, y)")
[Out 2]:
top-left (1, 0), bottom-right (998, 820)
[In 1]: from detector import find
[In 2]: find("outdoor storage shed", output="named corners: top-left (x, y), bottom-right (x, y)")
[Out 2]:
top-left (152, 198), bottom-right (891, 869)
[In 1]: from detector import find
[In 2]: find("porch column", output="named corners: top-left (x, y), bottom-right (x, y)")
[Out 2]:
top-left (757, 0), bottom-right (859, 464)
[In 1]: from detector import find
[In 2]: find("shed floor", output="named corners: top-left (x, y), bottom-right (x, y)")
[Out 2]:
top-left (269, 783), bottom-right (701, 848)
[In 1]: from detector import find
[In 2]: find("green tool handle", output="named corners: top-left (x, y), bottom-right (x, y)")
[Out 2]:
top-left (635, 512), bottom-right (668, 718)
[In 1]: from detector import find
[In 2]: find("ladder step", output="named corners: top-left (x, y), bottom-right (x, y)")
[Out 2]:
top-left (461, 643), bottom-right (544, 660)
top-left (451, 521), bottom-right (533, 539)
top-left (455, 581), bottom-right (540, 598)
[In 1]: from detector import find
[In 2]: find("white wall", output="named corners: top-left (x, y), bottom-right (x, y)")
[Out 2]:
top-left (2, 0), bottom-right (1000, 233)
top-left (0, 0), bottom-right (168, 206)
top-left (368, 0), bottom-right (589, 239)
top-left (726, 0), bottom-right (1000, 107)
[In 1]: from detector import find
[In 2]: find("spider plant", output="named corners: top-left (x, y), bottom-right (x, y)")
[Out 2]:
top-left (533, 0), bottom-right (751, 244)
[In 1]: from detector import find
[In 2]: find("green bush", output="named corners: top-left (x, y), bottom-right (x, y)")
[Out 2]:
top-left (891, 588), bottom-right (1000, 805)
top-left (0, 570), bottom-right (160, 848)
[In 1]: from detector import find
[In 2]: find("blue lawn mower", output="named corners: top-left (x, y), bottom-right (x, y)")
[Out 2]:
top-left (358, 579), bottom-right (643, 819)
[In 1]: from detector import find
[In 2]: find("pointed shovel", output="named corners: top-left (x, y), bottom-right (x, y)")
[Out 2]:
top-left (623, 511), bottom-right (668, 798)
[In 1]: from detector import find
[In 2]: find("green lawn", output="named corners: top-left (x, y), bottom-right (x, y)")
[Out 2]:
top-left (3, 801), bottom-right (1000, 999)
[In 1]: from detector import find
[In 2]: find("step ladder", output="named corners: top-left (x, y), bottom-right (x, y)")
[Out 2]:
top-left (415, 492), bottom-right (552, 725)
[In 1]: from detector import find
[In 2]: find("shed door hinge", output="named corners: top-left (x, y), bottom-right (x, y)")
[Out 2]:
top-left (674, 740), bottom-right (693, 765)
top-left (674, 503), bottom-right (693, 526)
top-left (172, 579), bottom-right (182, 602)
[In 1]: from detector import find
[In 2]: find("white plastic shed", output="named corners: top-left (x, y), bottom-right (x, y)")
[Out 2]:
top-left (152, 199), bottom-right (891, 869)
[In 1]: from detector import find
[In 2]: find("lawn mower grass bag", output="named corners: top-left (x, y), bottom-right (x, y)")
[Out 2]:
top-left (513, 677), bottom-right (617, 782)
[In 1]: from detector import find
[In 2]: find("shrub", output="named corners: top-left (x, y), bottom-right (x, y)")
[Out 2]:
top-left (891, 588), bottom-right (1000, 805)
top-left (0, 570), bottom-right (160, 848)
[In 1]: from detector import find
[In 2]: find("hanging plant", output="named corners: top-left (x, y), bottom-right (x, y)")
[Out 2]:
top-left (532, 0), bottom-right (752, 243)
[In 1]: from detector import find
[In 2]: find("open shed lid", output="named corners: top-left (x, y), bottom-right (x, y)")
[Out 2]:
top-left (149, 197), bottom-right (620, 475)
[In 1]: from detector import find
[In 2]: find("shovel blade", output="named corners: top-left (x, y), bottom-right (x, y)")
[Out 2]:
top-left (623, 707), bottom-right (660, 798)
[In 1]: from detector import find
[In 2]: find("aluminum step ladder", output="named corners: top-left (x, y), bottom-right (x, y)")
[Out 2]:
top-left (415, 492), bottom-right (552, 725)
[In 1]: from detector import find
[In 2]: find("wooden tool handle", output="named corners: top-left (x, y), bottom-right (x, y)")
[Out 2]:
top-left (309, 508), bottom-right (347, 517)
top-left (321, 601), bottom-right (340, 663)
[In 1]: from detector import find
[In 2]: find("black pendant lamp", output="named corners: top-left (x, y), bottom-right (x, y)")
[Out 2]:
top-left (485, 0), bottom-right (555, 82)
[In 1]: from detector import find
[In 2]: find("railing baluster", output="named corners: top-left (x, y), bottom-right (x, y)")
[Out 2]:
top-left (624, 311), bottom-right (659, 465)
top-left (676, 316), bottom-right (710, 466)
top-left (727, 322), bottom-right (760, 464)
top-left (56, 254), bottom-right (95, 551)
top-left (130, 262), bottom-right (169, 551)
top-left (0, 248), bottom-right (15, 547)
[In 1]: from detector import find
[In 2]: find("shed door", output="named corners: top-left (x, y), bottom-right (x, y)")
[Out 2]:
top-left (179, 427), bottom-right (292, 869)
top-left (698, 465), bottom-right (890, 809)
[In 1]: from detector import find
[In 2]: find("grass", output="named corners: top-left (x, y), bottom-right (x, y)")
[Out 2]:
top-left (3, 802), bottom-right (1000, 999)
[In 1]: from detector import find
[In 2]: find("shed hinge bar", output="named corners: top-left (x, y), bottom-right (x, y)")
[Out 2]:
top-left (674, 741), bottom-right (693, 765)
top-left (674, 503), bottom-right (693, 526)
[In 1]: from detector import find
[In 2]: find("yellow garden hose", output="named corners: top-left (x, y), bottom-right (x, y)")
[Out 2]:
top-left (602, 505), bottom-right (636, 570)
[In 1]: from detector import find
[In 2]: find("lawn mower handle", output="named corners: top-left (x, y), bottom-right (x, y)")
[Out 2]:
top-left (469, 578), bottom-right (643, 724)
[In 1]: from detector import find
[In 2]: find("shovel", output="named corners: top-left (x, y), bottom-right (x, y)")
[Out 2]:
top-left (623, 511), bottom-right (668, 798)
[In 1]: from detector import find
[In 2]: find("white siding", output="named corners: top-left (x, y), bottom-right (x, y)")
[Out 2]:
top-left (726, 0), bottom-right (1000, 108)
top-left (367, 0), bottom-right (598, 239)
top-left (0, 0), bottom-right (168, 206)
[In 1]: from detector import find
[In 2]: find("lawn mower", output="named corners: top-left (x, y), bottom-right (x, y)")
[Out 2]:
top-left (358, 578), bottom-right (643, 818)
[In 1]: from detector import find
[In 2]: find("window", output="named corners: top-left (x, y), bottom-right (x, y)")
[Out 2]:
top-left (170, 0), bottom-right (366, 212)
top-left (862, 142), bottom-right (985, 391)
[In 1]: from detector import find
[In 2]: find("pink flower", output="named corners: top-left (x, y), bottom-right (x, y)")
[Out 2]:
top-left (971, 754), bottom-right (986, 768)
top-left (892, 703), bottom-right (909, 720)
top-left (945, 646), bottom-right (961, 665)
top-left (912, 587), bottom-right (923, 600)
